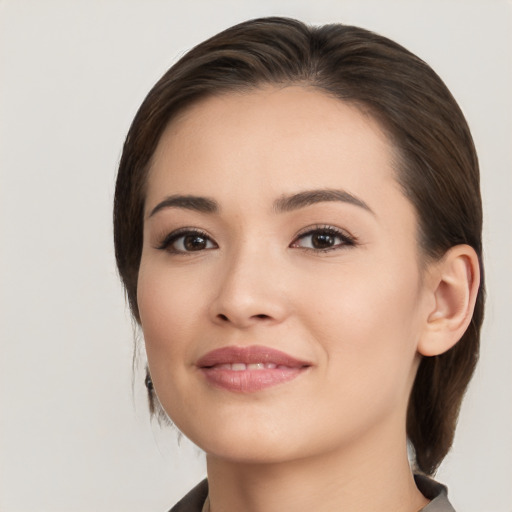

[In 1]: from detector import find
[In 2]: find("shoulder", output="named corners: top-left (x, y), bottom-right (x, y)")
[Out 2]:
top-left (415, 474), bottom-right (456, 512)
top-left (168, 479), bottom-right (208, 512)
top-left (168, 475), bottom-right (455, 511)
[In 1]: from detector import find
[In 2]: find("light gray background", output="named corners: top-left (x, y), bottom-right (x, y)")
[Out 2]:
top-left (1, 1), bottom-right (511, 511)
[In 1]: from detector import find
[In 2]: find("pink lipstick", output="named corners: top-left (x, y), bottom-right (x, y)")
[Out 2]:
top-left (196, 345), bottom-right (311, 392)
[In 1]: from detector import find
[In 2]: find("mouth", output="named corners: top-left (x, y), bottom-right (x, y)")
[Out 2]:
top-left (196, 345), bottom-right (311, 393)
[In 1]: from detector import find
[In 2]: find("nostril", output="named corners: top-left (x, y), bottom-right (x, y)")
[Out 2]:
top-left (216, 313), bottom-right (271, 323)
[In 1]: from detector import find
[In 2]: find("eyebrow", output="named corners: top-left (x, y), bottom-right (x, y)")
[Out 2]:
top-left (148, 195), bottom-right (219, 218)
top-left (147, 188), bottom-right (373, 219)
top-left (273, 189), bottom-right (374, 214)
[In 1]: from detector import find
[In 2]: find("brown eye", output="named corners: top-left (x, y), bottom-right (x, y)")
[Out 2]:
top-left (158, 229), bottom-right (217, 253)
top-left (291, 227), bottom-right (355, 252)
top-left (310, 232), bottom-right (337, 249)
top-left (182, 234), bottom-right (209, 251)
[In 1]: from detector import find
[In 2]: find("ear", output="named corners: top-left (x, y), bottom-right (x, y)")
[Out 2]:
top-left (418, 245), bottom-right (480, 357)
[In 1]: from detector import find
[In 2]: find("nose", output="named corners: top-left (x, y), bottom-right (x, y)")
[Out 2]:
top-left (208, 246), bottom-right (290, 329)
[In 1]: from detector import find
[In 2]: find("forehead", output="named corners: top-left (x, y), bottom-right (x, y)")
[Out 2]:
top-left (146, 85), bottom-right (404, 215)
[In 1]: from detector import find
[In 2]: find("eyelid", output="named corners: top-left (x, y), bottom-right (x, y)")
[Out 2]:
top-left (290, 224), bottom-right (357, 251)
top-left (153, 224), bottom-right (356, 253)
top-left (155, 227), bottom-right (217, 252)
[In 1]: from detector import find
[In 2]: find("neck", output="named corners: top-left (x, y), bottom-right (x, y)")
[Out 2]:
top-left (205, 425), bottom-right (428, 512)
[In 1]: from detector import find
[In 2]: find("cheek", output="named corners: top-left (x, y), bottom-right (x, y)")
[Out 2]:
top-left (300, 258), bottom-right (423, 387)
top-left (137, 263), bottom-right (202, 363)
top-left (136, 262), bottom-right (211, 424)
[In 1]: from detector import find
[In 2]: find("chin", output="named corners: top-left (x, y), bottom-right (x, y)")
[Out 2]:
top-left (202, 438), bottom-right (300, 465)
top-left (177, 416), bottom-right (302, 464)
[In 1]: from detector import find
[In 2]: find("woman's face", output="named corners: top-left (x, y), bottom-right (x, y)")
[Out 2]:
top-left (137, 86), bottom-right (433, 464)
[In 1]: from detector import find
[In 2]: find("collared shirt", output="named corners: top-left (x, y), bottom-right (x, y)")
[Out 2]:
top-left (415, 474), bottom-right (455, 512)
top-left (169, 475), bottom-right (455, 512)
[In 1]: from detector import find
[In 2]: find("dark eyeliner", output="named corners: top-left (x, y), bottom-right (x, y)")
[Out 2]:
top-left (292, 225), bottom-right (357, 251)
top-left (155, 228), bottom-right (212, 252)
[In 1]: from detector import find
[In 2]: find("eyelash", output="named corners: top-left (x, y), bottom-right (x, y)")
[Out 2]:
top-left (156, 225), bottom-right (356, 254)
top-left (290, 225), bottom-right (357, 253)
top-left (156, 228), bottom-right (217, 253)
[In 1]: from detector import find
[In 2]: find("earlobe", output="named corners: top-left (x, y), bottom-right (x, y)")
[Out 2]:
top-left (418, 245), bottom-right (480, 357)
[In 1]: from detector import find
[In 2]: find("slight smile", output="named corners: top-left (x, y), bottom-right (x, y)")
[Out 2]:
top-left (196, 345), bottom-right (312, 393)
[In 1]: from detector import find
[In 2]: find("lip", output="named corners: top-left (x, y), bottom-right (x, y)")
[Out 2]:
top-left (196, 345), bottom-right (311, 393)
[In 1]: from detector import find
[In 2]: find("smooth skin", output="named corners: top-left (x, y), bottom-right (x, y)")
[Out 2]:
top-left (137, 86), bottom-right (479, 512)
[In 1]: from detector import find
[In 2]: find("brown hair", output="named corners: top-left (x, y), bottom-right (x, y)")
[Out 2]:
top-left (114, 17), bottom-right (484, 475)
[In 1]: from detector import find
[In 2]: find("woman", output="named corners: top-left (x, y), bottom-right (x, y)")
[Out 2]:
top-left (114, 17), bottom-right (483, 512)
